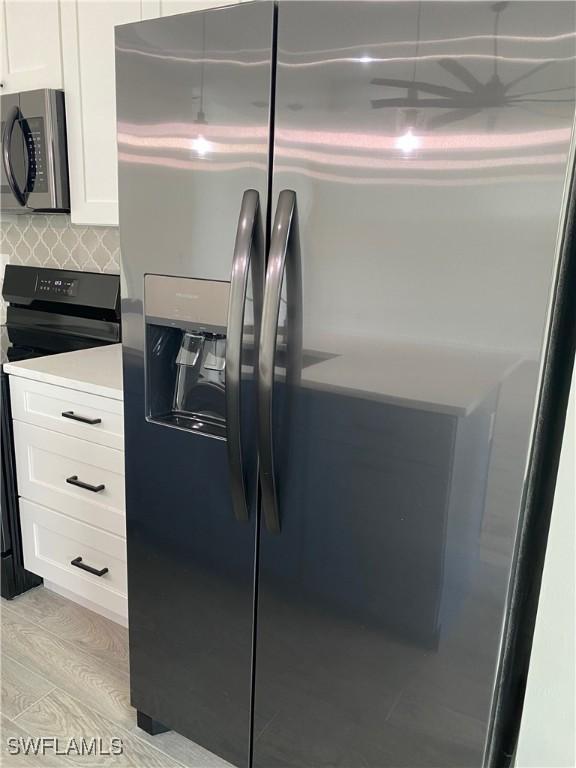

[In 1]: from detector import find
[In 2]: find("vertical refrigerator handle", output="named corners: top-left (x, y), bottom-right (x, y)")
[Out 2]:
top-left (2, 105), bottom-right (27, 207)
top-left (258, 189), bottom-right (302, 534)
top-left (226, 189), bottom-right (264, 523)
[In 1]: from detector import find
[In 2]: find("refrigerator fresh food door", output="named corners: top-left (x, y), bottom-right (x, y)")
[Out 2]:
top-left (115, 3), bottom-right (273, 765)
top-left (254, 2), bottom-right (576, 766)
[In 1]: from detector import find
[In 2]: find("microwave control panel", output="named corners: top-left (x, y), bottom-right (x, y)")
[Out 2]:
top-left (24, 117), bottom-right (48, 194)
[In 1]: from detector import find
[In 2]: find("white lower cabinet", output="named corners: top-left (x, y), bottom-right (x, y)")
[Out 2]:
top-left (10, 377), bottom-right (124, 451)
top-left (10, 374), bottom-right (127, 623)
top-left (13, 421), bottom-right (126, 538)
top-left (20, 499), bottom-right (127, 619)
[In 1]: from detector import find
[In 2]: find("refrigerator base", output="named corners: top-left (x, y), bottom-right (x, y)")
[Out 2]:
top-left (136, 711), bottom-right (170, 736)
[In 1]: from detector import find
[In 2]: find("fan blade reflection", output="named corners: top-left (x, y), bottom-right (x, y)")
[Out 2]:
top-left (427, 107), bottom-right (483, 130)
top-left (437, 58), bottom-right (483, 91)
top-left (371, 77), bottom-right (467, 99)
top-left (504, 61), bottom-right (553, 91)
top-left (371, 97), bottom-right (458, 109)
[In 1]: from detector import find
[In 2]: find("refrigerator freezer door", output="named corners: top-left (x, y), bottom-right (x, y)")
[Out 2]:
top-left (116, 3), bottom-right (274, 765)
top-left (254, 2), bottom-right (576, 766)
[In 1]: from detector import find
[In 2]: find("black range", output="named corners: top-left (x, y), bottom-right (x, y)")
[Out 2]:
top-left (1, 265), bottom-right (120, 599)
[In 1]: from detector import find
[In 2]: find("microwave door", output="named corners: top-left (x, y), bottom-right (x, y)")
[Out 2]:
top-left (19, 90), bottom-right (56, 211)
top-left (1, 93), bottom-right (28, 211)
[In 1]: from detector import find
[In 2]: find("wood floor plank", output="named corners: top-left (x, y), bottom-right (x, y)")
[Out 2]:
top-left (1, 655), bottom-right (55, 721)
top-left (4, 588), bottom-right (129, 677)
top-left (129, 724), bottom-right (234, 768)
top-left (1, 714), bottom-right (70, 767)
top-left (13, 688), bottom-right (185, 768)
top-left (386, 690), bottom-right (485, 753)
top-left (1, 606), bottom-right (133, 730)
top-left (1, 593), bottom-right (231, 768)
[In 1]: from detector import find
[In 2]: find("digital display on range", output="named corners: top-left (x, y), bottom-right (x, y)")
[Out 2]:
top-left (36, 276), bottom-right (79, 297)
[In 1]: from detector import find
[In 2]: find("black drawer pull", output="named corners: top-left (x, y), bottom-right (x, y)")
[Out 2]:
top-left (66, 475), bottom-right (105, 493)
top-left (62, 411), bottom-right (102, 425)
top-left (70, 556), bottom-right (108, 577)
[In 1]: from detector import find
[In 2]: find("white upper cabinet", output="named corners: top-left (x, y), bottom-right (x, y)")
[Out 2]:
top-left (159, 0), bottom-right (236, 14)
top-left (0, 0), bottom-right (63, 93)
top-left (60, 1), bottom-right (161, 226)
top-left (59, 0), bottom-right (237, 227)
top-left (0, 0), bottom-right (241, 226)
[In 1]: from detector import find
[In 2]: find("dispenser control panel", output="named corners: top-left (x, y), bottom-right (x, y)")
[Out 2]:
top-left (145, 274), bottom-right (230, 330)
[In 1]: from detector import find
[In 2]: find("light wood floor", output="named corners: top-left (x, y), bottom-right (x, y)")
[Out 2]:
top-left (1, 586), bottom-right (231, 767)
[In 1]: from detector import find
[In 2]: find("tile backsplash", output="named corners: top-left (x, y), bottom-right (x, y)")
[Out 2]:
top-left (0, 214), bottom-right (120, 324)
top-left (0, 215), bottom-right (120, 274)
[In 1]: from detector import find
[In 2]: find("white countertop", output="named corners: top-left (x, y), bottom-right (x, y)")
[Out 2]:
top-left (3, 339), bottom-right (521, 415)
top-left (300, 339), bottom-right (521, 416)
top-left (5, 344), bottom-right (123, 401)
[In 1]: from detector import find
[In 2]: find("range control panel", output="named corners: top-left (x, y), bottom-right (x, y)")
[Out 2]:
top-left (35, 275), bottom-right (79, 298)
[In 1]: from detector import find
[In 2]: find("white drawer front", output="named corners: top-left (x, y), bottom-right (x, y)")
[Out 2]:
top-left (10, 376), bottom-right (124, 450)
top-left (14, 422), bottom-right (125, 537)
top-left (20, 499), bottom-right (127, 619)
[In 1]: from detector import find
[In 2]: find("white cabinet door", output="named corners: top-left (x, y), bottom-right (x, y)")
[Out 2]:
top-left (59, 0), bottom-right (242, 227)
top-left (20, 498), bottom-right (128, 619)
top-left (10, 376), bottom-right (124, 451)
top-left (60, 1), bottom-right (160, 226)
top-left (0, 0), bottom-right (62, 93)
top-left (13, 421), bottom-right (126, 537)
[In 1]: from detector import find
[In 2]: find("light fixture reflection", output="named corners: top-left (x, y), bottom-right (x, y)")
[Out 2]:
top-left (396, 128), bottom-right (421, 154)
top-left (191, 135), bottom-right (212, 157)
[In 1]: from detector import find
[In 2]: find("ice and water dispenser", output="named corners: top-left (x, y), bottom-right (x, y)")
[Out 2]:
top-left (145, 275), bottom-right (231, 440)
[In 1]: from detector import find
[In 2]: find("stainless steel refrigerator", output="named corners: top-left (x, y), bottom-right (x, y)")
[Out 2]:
top-left (115, 3), bottom-right (576, 766)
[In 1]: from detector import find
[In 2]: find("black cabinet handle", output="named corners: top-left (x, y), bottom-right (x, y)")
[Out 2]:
top-left (66, 475), bottom-right (105, 493)
top-left (70, 556), bottom-right (108, 577)
top-left (62, 411), bottom-right (102, 425)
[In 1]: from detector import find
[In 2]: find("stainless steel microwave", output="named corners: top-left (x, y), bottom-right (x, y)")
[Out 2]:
top-left (1, 89), bottom-right (70, 213)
